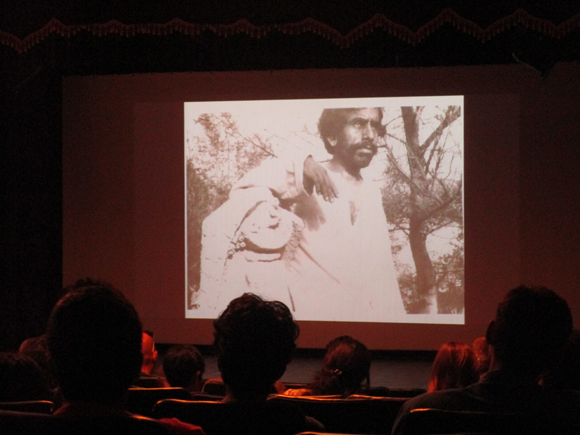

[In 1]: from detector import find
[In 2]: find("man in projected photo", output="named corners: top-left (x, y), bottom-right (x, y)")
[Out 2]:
top-left (198, 107), bottom-right (406, 322)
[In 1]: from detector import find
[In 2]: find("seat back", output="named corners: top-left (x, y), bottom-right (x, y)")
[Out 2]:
top-left (201, 379), bottom-right (226, 396)
top-left (127, 387), bottom-right (191, 416)
top-left (0, 400), bottom-right (53, 413)
top-left (395, 409), bottom-right (516, 434)
top-left (268, 394), bottom-right (408, 434)
top-left (152, 399), bottom-right (224, 426)
top-left (361, 386), bottom-right (427, 398)
top-left (0, 410), bottom-right (172, 435)
top-left (283, 382), bottom-right (310, 390)
top-left (395, 408), bottom-right (580, 435)
top-left (153, 398), bottom-right (314, 435)
top-left (189, 392), bottom-right (224, 401)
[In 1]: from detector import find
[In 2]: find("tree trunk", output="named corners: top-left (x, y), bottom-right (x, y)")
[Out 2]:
top-left (409, 215), bottom-right (437, 312)
top-left (401, 106), bottom-right (437, 313)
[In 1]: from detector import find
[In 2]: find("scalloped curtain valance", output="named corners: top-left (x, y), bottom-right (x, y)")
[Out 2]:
top-left (2, 8), bottom-right (580, 54)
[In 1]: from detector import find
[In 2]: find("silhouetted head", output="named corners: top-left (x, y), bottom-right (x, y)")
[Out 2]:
top-left (163, 344), bottom-right (205, 392)
top-left (213, 293), bottom-right (299, 400)
top-left (486, 285), bottom-right (572, 376)
top-left (46, 278), bottom-right (143, 405)
top-left (0, 352), bottom-right (52, 401)
top-left (428, 342), bottom-right (479, 392)
top-left (19, 334), bottom-right (57, 389)
top-left (311, 335), bottom-right (371, 397)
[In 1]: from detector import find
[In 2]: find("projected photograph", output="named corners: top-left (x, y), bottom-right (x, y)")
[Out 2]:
top-left (185, 96), bottom-right (464, 324)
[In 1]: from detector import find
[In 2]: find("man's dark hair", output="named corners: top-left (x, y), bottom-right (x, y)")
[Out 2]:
top-left (318, 107), bottom-right (386, 154)
top-left (46, 278), bottom-right (143, 404)
top-left (163, 345), bottom-right (205, 390)
top-left (489, 285), bottom-right (572, 374)
top-left (213, 293), bottom-right (299, 399)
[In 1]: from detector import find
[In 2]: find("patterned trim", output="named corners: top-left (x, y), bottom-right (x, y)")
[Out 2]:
top-left (2, 9), bottom-right (580, 53)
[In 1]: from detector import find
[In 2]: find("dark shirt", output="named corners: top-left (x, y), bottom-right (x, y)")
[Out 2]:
top-left (392, 370), bottom-right (580, 434)
top-left (156, 399), bottom-right (322, 435)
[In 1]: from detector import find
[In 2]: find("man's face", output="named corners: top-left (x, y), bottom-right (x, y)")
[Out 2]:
top-left (330, 108), bottom-right (381, 174)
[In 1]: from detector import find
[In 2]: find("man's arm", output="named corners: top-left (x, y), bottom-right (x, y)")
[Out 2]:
top-left (233, 154), bottom-right (338, 203)
top-left (303, 155), bottom-right (338, 202)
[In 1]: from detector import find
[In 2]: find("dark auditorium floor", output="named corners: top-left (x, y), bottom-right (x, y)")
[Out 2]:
top-left (201, 352), bottom-right (434, 390)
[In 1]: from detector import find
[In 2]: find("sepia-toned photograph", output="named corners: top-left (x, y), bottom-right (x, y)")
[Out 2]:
top-left (184, 96), bottom-right (464, 324)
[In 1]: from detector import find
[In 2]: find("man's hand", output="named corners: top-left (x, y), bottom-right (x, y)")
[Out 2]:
top-left (303, 155), bottom-right (338, 202)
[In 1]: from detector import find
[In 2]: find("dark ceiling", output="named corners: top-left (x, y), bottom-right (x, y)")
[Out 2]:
top-left (2, 2), bottom-right (580, 78)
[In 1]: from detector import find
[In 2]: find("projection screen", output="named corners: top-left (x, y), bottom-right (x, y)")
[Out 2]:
top-left (185, 96), bottom-right (464, 324)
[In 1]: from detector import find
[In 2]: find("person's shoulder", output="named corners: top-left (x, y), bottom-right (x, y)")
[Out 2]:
top-left (281, 388), bottom-right (312, 396)
top-left (399, 388), bottom-right (465, 413)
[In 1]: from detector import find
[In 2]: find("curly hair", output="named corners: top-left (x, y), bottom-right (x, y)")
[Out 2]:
top-left (318, 108), bottom-right (386, 154)
top-left (213, 293), bottom-right (299, 399)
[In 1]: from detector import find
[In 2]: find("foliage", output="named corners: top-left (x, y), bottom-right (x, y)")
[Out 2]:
top-left (433, 230), bottom-right (464, 314)
top-left (382, 105), bottom-right (463, 313)
top-left (185, 113), bottom-right (273, 308)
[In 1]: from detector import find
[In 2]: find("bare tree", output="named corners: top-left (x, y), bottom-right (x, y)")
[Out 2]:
top-left (383, 105), bottom-right (463, 314)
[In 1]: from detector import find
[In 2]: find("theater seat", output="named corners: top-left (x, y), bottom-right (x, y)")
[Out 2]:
top-left (361, 386), bottom-right (427, 398)
top-left (201, 378), bottom-right (226, 396)
top-left (127, 387), bottom-right (191, 417)
top-left (201, 378), bottom-right (279, 397)
top-left (394, 408), bottom-right (580, 435)
top-left (296, 433), bottom-right (496, 435)
top-left (0, 400), bottom-right (53, 413)
top-left (189, 392), bottom-right (224, 401)
top-left (296, 433), bottom-right (373, 435)
top-left (152, 398), bottom-right (320, 435)
top-left (268, 394), bottom-right (408, 434)
top-left (0, 410), bottom-right (172, 435)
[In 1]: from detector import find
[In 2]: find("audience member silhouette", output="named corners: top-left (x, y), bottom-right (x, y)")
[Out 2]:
top-left (134, 331), bottom-right (164, 388)
top-left (214, 293), bottom-right (299, 403)
top-left (162, 345), bottom-right (205, 393)
top-left (141, 332), bottom-right (158, 375)
top-left (284, 335), bottom-right (371, 397)
top-left (0, 352), bottom-right (52, 402)
top-left (18, 334), bottom-right (58, 392)
top-left (45, 278), bottom-right (204, 434)
top-left (208, 292), bottom-right (323, 434)
top-left (427, 342), bottom-right (479, 392)
top-left (19, 335), bottom-right (50, 372)
top-left (392, 285), bottom-right (580, 434)
top-left (471, 336), bottom-right (491, 378)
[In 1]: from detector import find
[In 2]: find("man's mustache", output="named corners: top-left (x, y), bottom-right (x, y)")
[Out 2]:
top-left (354, 141), bottom-right (378, 153)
